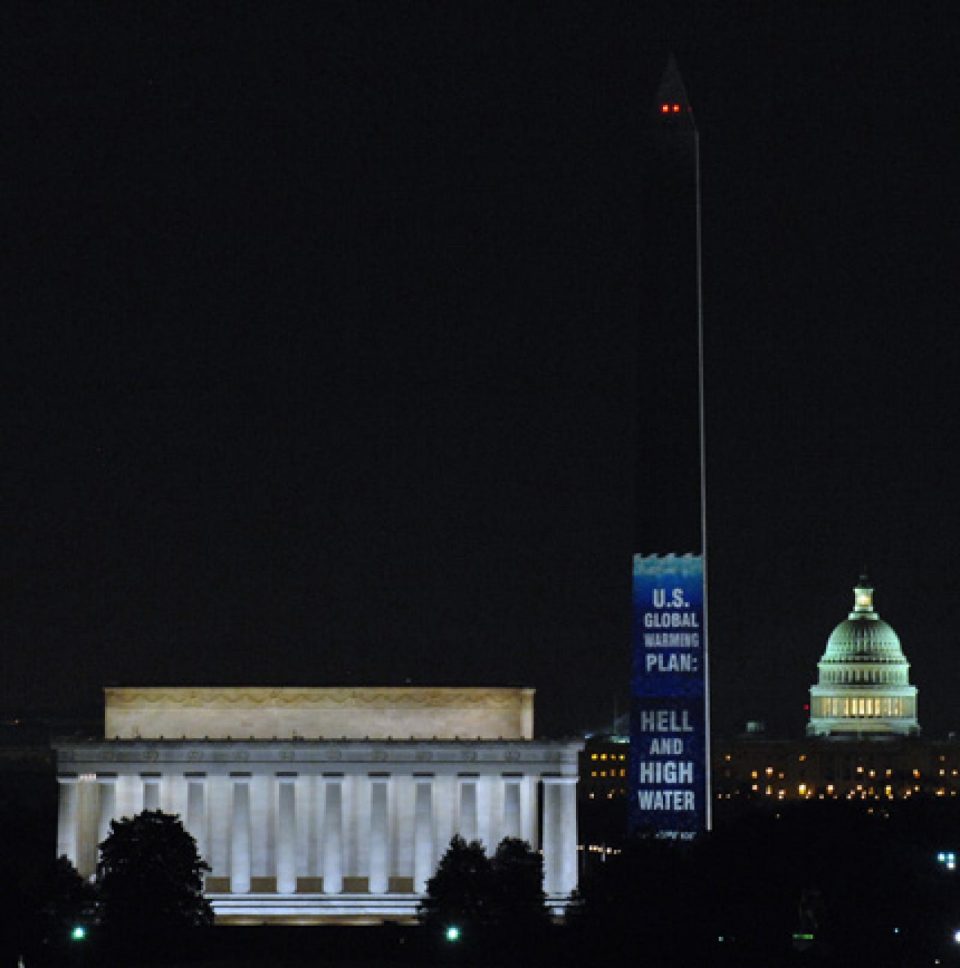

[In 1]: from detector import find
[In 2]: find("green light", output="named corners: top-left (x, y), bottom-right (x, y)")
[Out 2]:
top-left (71, 925), bottom-right (87, 941)
top-left (792, 932), bottom-right (814, 941)
top-left (445, 925), bottom-right (461, 942)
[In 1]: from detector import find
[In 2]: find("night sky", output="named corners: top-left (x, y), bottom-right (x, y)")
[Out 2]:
top-left (6, 3), bottom-right (960, 740)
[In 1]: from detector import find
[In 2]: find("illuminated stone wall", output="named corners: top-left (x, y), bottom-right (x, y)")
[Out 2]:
top-left (55, 733), bottom-right (581, 923)
top-left (104, 687), bottom-right (535, 741)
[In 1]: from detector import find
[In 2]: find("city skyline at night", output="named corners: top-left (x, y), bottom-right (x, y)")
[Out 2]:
top-left (7, 4), bottom-right (960, 742)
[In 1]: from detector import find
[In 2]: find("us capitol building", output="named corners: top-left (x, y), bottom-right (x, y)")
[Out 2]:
top-left (710, 576), bottom-right (960, 810)
top-left (55, 686), bottom-right (581, 923)
top-left (807, 576), bottom-right (919, 737)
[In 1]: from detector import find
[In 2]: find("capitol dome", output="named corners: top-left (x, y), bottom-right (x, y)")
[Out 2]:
top-left (807, 577), bottom-right (919, 737)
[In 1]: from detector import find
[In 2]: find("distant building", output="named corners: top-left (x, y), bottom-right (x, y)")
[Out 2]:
top-left (713, 733), bottom-right (960, 806)
top-left (55, 687), bottom-right (581, 923)
top-left (578, 733), bottom-right (628, 865)
top-left (808, 576), bottom-right (919, 737)
top-left (715, 576), bottom-right (933, 809)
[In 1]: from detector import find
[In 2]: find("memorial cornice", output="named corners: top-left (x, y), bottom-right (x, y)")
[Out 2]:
top-left (54, 737), bottom-right (582, 768)
top-left (105, 686), bottom-right (533, 708)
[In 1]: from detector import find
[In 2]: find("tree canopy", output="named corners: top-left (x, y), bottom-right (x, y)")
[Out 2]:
top-left (97, 809), bottom-right (213, 944)
top-left (420, 835), bottom-right (493, 934)
top-left (420, 835), bottom-right (549, 955)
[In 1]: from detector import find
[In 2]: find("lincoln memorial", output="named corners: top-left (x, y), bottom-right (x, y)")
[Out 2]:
top-left (55, 686), bottom-right (581, 923)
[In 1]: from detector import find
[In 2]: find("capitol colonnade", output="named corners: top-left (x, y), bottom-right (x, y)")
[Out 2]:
top-left (55, 688), bottom-right (581, 922)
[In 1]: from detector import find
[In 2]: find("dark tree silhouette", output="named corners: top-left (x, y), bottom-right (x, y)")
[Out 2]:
top-left (420, 834), bottom-right (493, 937)
top-left (420, 834), bottom-right (551, 965)
top-left (39, 855), bottom-right (97, 946)
top-left (489, 838), bottom-right (549, 931)
top-left (97, 809), bottom-right (212, 951)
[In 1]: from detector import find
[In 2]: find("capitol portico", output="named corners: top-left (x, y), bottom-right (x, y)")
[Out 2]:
top-left (55, 687), bottom-right (581, 923)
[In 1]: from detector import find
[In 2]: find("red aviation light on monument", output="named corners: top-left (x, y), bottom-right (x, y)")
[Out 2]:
top-left (653, 55), bottom-right (694, 125)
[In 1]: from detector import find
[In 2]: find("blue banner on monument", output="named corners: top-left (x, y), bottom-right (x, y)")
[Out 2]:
top-left (630, 554), bottom-right (708, 838)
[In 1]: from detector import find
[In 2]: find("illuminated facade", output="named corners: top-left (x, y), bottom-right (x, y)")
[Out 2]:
top-left (713, 736), bottom-right (960, 806)
top-left (55, 687), bottom-right (581, 923)
top-left (807, 578), bottom-right (919, 737)
top-left (578, 733), bottom-right (628, 866)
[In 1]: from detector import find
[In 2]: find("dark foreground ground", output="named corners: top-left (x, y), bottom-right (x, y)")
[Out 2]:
top-left (25, 922), bottom-right (932, 968)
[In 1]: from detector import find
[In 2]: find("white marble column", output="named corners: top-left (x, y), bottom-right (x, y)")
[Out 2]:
top-left (186, 775), bottom-right (206, 862)
top-left (230, 774), bottom-right (252, 894)
top-left (322, 776), bottom-right (343, 894)
top-left (96, 775), bottom-right (117, 846)
top-left (76, 777), bottom-right (99, 879)
top-left (368, 776), bottom-right (389, 895)
top-left (542, 776), bottom-right (578, 896)
top-left (57, 776), bottom-right (78, 866)
top-left (476, 774), bottom-right (492, 849)
top-left (142, 775), bottom-right (160, 811)
top-left (413, 776), bottom-right (434, 893)
top-left (458, 777), bottom-right (478, 842)
top-left (276, 775), bottom-right (297, 895)
top-left (521, 776), bottom-right (537, 847)
top-left (502, 777), bottom-right (522, 841)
